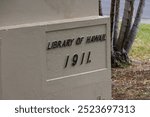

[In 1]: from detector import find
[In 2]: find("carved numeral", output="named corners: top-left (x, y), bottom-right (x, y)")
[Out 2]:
top-left (64, 51), bottom-right (91, 68)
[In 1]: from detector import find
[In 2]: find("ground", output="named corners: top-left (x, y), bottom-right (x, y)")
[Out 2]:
top-left (112, 23), bottom-right (150, 100)
top-left (112, 60), bottom-right (150, 99)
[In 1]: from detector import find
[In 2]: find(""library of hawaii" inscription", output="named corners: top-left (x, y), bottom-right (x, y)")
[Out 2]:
top-left (47, 34), bottom-right (106, 68)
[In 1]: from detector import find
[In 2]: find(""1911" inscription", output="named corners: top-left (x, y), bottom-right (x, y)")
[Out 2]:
top-left (64, 51), bottom-right (91, 68)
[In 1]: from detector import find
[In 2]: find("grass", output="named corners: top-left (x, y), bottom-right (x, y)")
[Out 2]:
top-left (129, 24), bottom-right (150, 61)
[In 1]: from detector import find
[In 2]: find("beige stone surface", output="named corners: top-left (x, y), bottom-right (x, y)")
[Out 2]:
top-left (0, 0), bottom-right (98, 27)
top-left (0, 16), bottom-right (111, 99)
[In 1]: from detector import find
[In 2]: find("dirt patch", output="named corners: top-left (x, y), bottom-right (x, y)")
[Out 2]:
top-left (112, 60), bottom-right (150, 100)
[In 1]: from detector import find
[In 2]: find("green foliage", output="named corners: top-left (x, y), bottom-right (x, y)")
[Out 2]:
top-left (130, 24), bottom-right (150, 60)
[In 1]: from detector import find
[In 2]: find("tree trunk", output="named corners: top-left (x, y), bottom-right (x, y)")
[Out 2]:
top-left (117, 0), bottom-right (134, 51)
top-left (113, 0), bottom-right (120, 49)
top-left (110, 0), bottom-right (145, 67)
top-left (124, 0), bottom-right (145, 53)
top-left (110, 0), bottom-right (116, 40)
top-left (122, 0), bottom-right (135, 49)
top-left (99, 0), bottom-right (103, 16)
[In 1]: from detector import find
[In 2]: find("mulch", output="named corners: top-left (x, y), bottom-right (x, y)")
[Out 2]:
top-left (112, 60), bottom-right (150, 100)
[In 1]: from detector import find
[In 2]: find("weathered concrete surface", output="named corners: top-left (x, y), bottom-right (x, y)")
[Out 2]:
top-left (0, 17), bottom-right (111, 100)
top-left (0, 0), bottom-right (99, 27)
